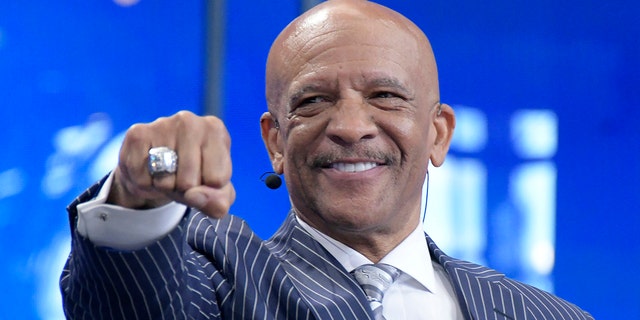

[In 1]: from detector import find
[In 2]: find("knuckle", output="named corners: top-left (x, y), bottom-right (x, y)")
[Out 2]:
top-left (175, 110), bottom-right (195, 119)
top-left (203, 114), bottom-right (222, 126)
top-left (204, 116), bottom-right (229, 139)
top-left (174, 111), bottom-right (192, 126)
top-left (174, 111), bottom-right (199, 131)
top-left (203, 172), bottom-right (228, 188)
top-left (124, 123), bottom-right (149, 145)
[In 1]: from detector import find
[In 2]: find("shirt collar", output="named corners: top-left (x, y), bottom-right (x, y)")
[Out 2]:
top-left (295, 215), bottom-right (437, 293)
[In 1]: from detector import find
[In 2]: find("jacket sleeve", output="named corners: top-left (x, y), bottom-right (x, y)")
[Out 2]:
top-left (59, 178), bottom-right (225, 319)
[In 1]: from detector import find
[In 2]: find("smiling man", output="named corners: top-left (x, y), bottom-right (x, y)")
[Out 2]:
top-left (260, 1), bottom-right (449, 263)
top-left (61, 1), bottom-right (592, 319)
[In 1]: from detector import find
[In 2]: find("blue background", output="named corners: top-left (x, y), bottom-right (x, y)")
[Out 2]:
top-left (1, 1), bottom-right (638, 318)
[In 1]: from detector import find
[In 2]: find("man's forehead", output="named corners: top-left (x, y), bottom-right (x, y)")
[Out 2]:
top-left (266, 1), bottom-right (437, 109)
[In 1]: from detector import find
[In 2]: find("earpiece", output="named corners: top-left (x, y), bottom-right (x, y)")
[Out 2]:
top-left (261, 172), bottom-right (282, 189)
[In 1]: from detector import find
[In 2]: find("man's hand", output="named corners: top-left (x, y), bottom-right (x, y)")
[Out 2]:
top-left (107, 111), bottom-right (235, 219)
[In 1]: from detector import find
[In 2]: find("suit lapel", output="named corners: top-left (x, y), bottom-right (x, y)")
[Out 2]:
top-left (425, 234), bottom-right (527, 320)
top-left (266, 214), bottom-right (531, 319)
top-left (267, 212), bottom-right (373, 320)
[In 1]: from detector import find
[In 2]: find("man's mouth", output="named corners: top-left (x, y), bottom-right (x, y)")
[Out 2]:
top-left (330, 162), bottom-right (379, 173)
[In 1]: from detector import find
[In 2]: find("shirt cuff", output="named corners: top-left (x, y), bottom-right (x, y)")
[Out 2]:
top-left (76, 171), bottom-right (187, 251)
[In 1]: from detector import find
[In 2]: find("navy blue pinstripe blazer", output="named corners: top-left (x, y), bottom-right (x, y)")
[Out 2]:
top-left (61, 179), bottom-right (593, 319)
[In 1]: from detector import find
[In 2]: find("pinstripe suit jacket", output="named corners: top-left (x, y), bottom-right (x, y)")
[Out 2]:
top-left (61, 180), bottom-right (593, 319)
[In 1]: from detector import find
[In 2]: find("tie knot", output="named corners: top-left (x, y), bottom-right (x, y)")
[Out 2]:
top-left (352, 263), bottom-right (400, 302)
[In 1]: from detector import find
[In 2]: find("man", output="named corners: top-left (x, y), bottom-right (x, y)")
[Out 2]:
top-left (60, 0), bottom-right (593, 319)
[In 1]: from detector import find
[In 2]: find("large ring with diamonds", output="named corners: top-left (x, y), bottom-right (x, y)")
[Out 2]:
top-left (148, 147), bottom-right (178, 176)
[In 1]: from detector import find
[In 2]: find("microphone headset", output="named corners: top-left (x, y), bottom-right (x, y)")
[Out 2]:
top-left (260, 172), bottom-right (282, 189)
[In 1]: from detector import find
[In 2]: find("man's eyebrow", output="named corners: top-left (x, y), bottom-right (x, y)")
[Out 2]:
top-left (288, 77), bottom-right (411, 103)
top-left (367, 77), bottom-right (410, 93)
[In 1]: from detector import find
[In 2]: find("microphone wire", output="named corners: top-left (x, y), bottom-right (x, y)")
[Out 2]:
top-left (422, 171), bottom-right (430, 224)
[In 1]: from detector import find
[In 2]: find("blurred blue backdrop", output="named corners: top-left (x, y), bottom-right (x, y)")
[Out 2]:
top-left (0, 1), bottom-right (637, 319)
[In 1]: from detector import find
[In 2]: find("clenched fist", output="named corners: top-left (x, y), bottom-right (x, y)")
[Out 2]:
top-left (107, 110), bottom-right (236, 218)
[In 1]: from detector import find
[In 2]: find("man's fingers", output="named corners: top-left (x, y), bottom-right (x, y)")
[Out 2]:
top-left (108, 111), bottom-right (234, 215)
top-left (182, 183), bottom-right (236, 219)
top-left (109, 167), bottom-right (173, 209)
top-left (170, 112), bottom-right (204, 192)
top-left (119, 123), bottom-right (156, 191)
top-left (201, 116), bottom-right (232, 188)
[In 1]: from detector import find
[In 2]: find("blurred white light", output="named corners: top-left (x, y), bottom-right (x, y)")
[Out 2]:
top-left (33, 234), bottom-right (71, 320)
top-left (425, 156), bottom-right (487, 264)
top-left (42, 114), bottom-right (113, 197)
top-left (530, 241), bottom-right (555, 275)
top-left (0, 168), bottom-right (25, 199)
top-left (90, 131), bottom-right (126, 181)
top-left (511, 110), bottom-right (558, 159)
top-left (113, 0), bottom-right (140, 7)
top-left (450, 106), bottom-right (487, 153)
top-left (511, 162), bottom-right (557, 282)
top-left (54, 115), bottom-right (111, 157)
top-left (42, 159), bottom-right (73, 197)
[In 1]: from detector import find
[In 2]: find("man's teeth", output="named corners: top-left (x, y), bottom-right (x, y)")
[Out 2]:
top-left (331, 162), bottom-right (378, 172)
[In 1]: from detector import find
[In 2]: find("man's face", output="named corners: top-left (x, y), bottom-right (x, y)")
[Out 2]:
top-left (265, 11), bottom-right (445, 240)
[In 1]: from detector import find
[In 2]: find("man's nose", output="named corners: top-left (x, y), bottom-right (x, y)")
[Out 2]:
top-left (325, 97), bottom-right (378, 145)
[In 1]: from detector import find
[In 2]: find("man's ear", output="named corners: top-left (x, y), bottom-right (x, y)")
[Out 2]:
top-left (260, 112), bottom-right (284, 174)
top-left (430, 103), bottom-right (456, 167)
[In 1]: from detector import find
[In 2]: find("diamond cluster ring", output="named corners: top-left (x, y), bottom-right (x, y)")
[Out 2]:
top-left (148, 147), bottom-right (178, 176)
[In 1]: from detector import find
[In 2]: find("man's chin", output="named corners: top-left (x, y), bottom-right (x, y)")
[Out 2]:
top-left (317, 206), bottom-right (389, 229)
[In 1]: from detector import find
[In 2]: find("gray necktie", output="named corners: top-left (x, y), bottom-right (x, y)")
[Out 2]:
top-left (352, 263), bottom-right (400, 320)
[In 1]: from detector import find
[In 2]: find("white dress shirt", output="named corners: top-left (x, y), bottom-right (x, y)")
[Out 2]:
top-left (296, 217), bottom-right (464, 319)
top-left (77, 172), bottom-right (464, 319)
top-left (76, 173), bottom-right (187, 250)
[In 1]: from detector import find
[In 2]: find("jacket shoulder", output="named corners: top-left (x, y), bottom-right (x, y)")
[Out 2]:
top-left (426, 234), bottom-right (593, 319)
top-left (497, 276), bottom-right (594, 319)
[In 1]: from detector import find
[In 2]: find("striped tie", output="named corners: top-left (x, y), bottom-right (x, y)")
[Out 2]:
top-left (352, 263), bottom-right (400, 320)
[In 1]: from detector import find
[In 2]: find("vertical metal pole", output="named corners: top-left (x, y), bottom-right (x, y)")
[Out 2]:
top-left (205, 0), bottom-right (322, 115)
top-left (204, 0), bottom-right (226, 116)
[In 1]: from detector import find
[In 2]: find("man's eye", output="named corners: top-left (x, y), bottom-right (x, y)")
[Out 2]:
top-left (300, 96), bottom-right (325, 105)
top-left (289, 95), bottom-right (331, 117)
top-left (372, 91), bottom-right (400, 99)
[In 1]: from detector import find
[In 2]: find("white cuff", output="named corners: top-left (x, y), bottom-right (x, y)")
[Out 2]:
top-left (76, 172), bottom-right (187, 250)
